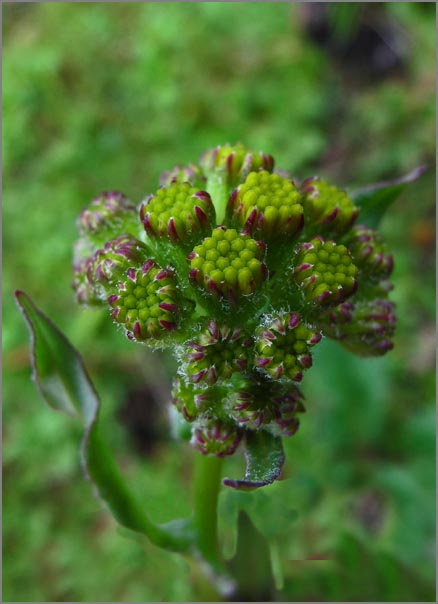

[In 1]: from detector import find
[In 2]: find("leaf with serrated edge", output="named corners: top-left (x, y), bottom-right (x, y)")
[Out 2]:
top-left (223, 431), bottom-right (285, 491)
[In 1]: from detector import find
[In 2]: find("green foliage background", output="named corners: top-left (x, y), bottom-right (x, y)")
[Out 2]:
top-left (3, 2), bottom-right (435, 602)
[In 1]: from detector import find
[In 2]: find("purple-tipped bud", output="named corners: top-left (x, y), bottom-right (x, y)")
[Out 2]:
top-left (159, 164), bottom-right (207, 189)
top-left (345, 225), bottom-right (394, 282)
top-left (227, 170), bottom-right (304, 242)
top-left (200, 143), bottom-right (275, 188)
top-left (300, 177), bottom-right (359, 237)
top-left (139, 182), bottom-right (216, 246)
top-left (188, 227), bottom-right (268, 301)
top-left (319, 299), bottom-right (396, 357)
top-left (77, 191), bottom-right (139, 239)
top-left (171, 378), bottom-right (226, 422)
top-left (191, 418), bottom-right (242, 457)
top-left (181, 320), bottom-right (253, 386)
top-left (72, 235), bottom-right (149, 306)
top-left (255, 312), bottom-right (322, 382)
top-left (229, 375), bottom-right (305, 437)
top-left (293, 238), bottom-right (358, 306)
top-left (108, 261), bottom-right (185, 344)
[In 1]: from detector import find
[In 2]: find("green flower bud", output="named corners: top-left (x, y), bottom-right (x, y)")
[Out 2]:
top-left (345, 225), bottom-right (394, 282)
top-left (229, 375), bottom-right (305, 437)
top-left (192, 418), bottom-right (242, 457)
top-left (319, 299), bottom-right (396, 356)
top-left (255, 312), bottom-right (322, 381)
top-left (227, 171), bottom-right (304, 241)
top-left (77, 191), bottom-right (139, 240)
top-left (108, 260), bottom-right (183, 344)
top-left (140, 183), bottom-right (215, 245)
top-left (181, 320), bottom-right (252, 385)
top-left (72, 235), bottom-right (149, 306)
top-left (188, 226), bottom-right (268, 301)
top-left (293, 237), bottom-right (358, 305)
top-left (171, 378), bottom-right (226, 422)
top-left (301, 177), bottom-right (359, 236)
top-left (200, 143), bottom-right (274, 188)
top-left (159, 164), bottom-right (207, 189)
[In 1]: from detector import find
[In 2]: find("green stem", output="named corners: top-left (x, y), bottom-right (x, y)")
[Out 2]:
top-left (192, 452), bottom-right (223, 563)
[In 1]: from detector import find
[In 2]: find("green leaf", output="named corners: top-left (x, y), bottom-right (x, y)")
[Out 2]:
top-left (223, 431), bottom-right (285, 490)
top-left (14, 290), bottom-right (192, 553)
top-left (349, 165), bottom-right (427, 228)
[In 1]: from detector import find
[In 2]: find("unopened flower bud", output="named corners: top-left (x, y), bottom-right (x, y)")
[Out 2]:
top-left (227, 171), bottom-right (304, 241)
top-left (109, 260), bottom-right (182, 343)
top-left (301, 177), bottom-right (359, 236)
top-left (77, 191), bottom-right (138, 239)
top-left (140, 183), bottom-right (215, 245)
top-left (159, 164), bottom-right (207, 189)
top-left (229, 375), bottom-right (305, 437)
top-left (255, 312), bottom-right (322, 381)
top-left (72, 235), bottom-right (149, 306)
top-left (345, 225), bottom-right (394, 282)
top-left (192, 418), bottom-right (242, 457)
top-left (320, 299), bottom-right (396, 356)
top-left (293, 237), bottom-right (358, 305)
top-left (181, 320), bottom-right (252, 385)
top-left (200, 143), bottom-right (274, 188)
top-left (171, 378), bottom-right (225, 422)
top-left (188, 227), bottom-right (268, 301)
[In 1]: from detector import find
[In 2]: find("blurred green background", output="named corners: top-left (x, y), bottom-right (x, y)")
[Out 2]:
top-left (3, 2), bottom-right (435, 602)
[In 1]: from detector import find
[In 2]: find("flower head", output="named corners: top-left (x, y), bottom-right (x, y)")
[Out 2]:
top-left (77, 191), bottom-right (139, 239)
top-left (191, 418), bottom-right (242, 457)
top-left (109, 260), bottom-right (184, 344)
top-left (181, 320), bottom-right (252, 385)
top-left (227, 171), bottom-right (304, 241)
top-left (255, 312), bottom-right (322, 381)
top-left (319, 299), bottom-right (396, 357)
top-left (293, 237), bottom-right (358, 305)
top-left (229, 375), bottom-right (305, 437)
top-left (301, 177), bottom-right (359, 237)
top-left (200, 143), bottom-right (274, 188)
top-left (188, 227), bottom-right (268, 301)
top-left (140, 183), bottom-right (215, 245)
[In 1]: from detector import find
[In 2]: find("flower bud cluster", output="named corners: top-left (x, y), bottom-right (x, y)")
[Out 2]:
top-left (73, 144), bottom-right (396, 457)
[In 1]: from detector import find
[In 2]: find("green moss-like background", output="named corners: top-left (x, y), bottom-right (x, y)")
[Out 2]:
top-left (3, 2), bottom-right (435, 602)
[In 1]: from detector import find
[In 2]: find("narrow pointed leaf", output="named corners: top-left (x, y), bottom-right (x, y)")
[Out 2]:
top-left (15, 290), bottom-right (192, 552)
top-left (349, 165), bottom-right (427, 229)
top-left (223, 431), bottom-right (285, 490)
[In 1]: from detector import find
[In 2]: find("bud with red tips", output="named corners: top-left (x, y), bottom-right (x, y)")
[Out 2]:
top-left (301, 177), bottom-right (359, 237)
top-left (200, 143), bottom-right (275, 189)
top-left (188, 226), bottom-right (268, 301)
top-left (140, 182), bottom-right (215, 246)
top-left (77, 191), bottom-right (139, 240)
top-left (72, 235), bottom-right (149, 306)
top-left (229, 375), bottom-right (305, 437)
top-left (226, 170), bottom-right (304, 242)
top-left (159, 164), bottom-right (207, 189)
top-left (255, 312), bottom-right (322, 381)
top-left (181, 320), bottom-right (253, 386)
top-left (319, 299), bottom-right (396, 357)
top-left (171, 378), bottom-right (226, 422)
top-left (293, 237), bottom-right (358, 306)
top-left (191, 418), bottom-right (242, 457)
top-left (109, 260), bottom-right (184, 344)
top-left (345, 225), bottom-right (394, 283)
